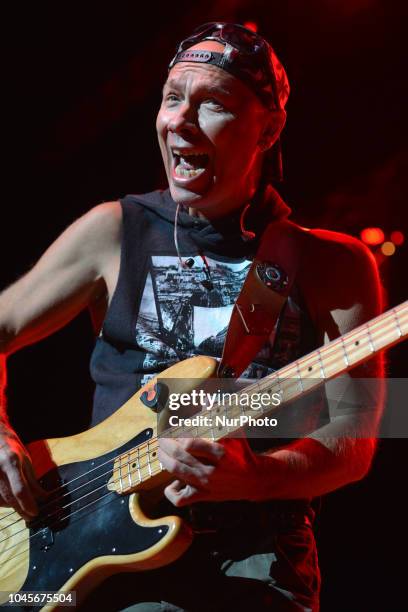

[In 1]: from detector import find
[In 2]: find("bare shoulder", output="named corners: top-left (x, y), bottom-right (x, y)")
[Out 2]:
top-left (70, 201), bottom-right (122, 250)
top-left (0, 202), bottom-right (124, 350)
top-left (49, 200), bottom-right (123, 280)
top-left (296, 224), bottom-right (379, 286)
top-left (292, 223), bottom-right (383, 338)
top-left (296, 224), bottom-right (373, 263)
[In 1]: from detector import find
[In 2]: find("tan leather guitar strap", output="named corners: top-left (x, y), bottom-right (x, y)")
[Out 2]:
top-left (217, 219), bottom-right (300, 378)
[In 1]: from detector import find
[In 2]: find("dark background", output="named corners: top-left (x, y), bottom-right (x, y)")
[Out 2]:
top-left (2, 1), bottom-right (407, 610)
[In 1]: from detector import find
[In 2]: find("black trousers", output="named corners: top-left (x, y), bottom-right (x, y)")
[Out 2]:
top-left (81, 501), bottom-right (320, 612)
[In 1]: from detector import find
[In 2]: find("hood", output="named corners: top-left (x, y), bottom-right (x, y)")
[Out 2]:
top-left (130, 182), bottom-right (292, 256)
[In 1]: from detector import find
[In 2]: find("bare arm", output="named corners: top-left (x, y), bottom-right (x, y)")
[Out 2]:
top-left (0, 201), bottom-right (122, 519)
top-left (0, 201), bottom-right (121, 354)
top-left (257, 231), bottom-right (385, 499)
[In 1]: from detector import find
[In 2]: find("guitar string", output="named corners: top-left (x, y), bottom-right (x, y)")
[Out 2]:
top-left (0, 439), bottom-right (155, 526)
top-left (0, 332), bottom-right (402, 540)
top-left (1, 307), bottom-right (407, 535)
top-left (0, 325), bottom-right (398, 545)
top-left (1, 472), bottom-right (159, 563)
top-left (0, 307), bottom-right (406, 537)
top-left (3, 329), bottom-right (349, 543)
top-left (0, 445), bottom-right (161, 541)
top-left (161, 308), bottom-right (408, 439)
top-left (0, 455), bottom-right (165, 552)
top-left (0, 353), bottom-right (405, 554)
top-left (3, 299), bottom-right (400, 565)
top-left (5, 295), bottom-right (404, 563)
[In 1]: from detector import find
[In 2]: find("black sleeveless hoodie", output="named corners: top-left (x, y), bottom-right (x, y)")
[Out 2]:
top-left (89, 185), bottom-right (328, 447)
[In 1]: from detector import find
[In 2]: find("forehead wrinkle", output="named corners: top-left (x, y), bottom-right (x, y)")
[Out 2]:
top-left (163, 64), bottom-right (240, 95)
top-left (163, 77), bottom-right (232, 98)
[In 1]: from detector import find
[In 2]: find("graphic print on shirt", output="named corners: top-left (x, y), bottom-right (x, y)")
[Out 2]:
top-left (135, 255), bottom-right (300, 385)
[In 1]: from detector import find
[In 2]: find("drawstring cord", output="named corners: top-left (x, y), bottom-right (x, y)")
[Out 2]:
top-left (174, 202), bottom-right (188, 269)
top-left (239, 203), bottom-right (256, 241)
top-left (174, 199), bottom-right (256, 270)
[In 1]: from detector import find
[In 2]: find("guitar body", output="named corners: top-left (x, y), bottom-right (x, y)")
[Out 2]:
top-left (0, 356), bottom-right (217, 610)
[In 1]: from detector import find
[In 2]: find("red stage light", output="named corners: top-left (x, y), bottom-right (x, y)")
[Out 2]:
top-left (243, 21), bottom-right (258, 32)
top-left (390, 231), bottom-right (405, 246)
top-left (360, 227), bottom-right (385, 246)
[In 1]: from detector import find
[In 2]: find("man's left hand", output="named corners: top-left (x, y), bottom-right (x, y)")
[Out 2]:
top-left (158, 436), bottom-right (273, 506)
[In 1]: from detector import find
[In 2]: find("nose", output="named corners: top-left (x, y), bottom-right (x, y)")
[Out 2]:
top-left (168, 102), bottom-right (199, 136)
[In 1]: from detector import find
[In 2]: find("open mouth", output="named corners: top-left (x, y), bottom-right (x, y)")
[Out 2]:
top-left (172, 149), bottom-right (210, 179)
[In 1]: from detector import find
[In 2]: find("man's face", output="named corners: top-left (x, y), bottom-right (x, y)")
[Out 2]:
top-left (156, 44), bottom-right (270, 218)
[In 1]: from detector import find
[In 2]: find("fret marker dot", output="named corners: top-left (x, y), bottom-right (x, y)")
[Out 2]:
top-left (152, 452), bottom-right (157, 457)
top-left (308, 366), bottom-right (312, 372)
top-left (355, 341), bottom-right (360, 346)
top-left (132, 463), bottom-right (137, 468)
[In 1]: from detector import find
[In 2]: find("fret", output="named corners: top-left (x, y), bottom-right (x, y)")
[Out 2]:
top-left (316, 349), bottom-right (326, 379)
top-left (136, 446), bottom-right (142, 484)
top-left (118, 459), bottom-right (124, 493)
top-left (275, 372), bottom-right (283, 397)
top-left (274, 374), bottom-right (295, 402)
top-left (224, 402), bottom-right (230, 433)
top-left (210, 422), bottom-right (216, 441)
top-left (340, 336), bottom-right (350, 367)
top-left (262, 387), bottom-right (272, 413)
top-left (181, 301), bottom-right (407, 450)
top-left (146, 441), bottom-right (152, 478)
top-left (393, 308), bottom-right (403, 338)
top-left (127, 452), bottom-right (132, 488)
top-left (366, 324), bottom-right (375, 352)
top-left (295, 361), bottom-right (304, 392)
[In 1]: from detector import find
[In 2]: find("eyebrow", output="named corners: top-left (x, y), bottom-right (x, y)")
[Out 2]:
top-left (162, 78), bottom-right (232, 97)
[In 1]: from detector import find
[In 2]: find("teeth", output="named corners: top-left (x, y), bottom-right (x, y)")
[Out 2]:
top-left (173, 149), bottom-right (207, 157)
top-left (175, 165), bottom-right (205, 178)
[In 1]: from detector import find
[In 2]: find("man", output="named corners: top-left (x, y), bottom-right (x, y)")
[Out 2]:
top-left (0, 22), bottom-right (384, 611)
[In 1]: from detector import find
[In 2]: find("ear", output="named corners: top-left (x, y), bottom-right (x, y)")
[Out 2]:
top-left (258, 110), bottom-right (287, 152)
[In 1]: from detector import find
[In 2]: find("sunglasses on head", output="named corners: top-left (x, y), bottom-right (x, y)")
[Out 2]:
top-left (175, 22), bottom-right (280, 110)
top-left (179, 22), bottom-right (266, 55)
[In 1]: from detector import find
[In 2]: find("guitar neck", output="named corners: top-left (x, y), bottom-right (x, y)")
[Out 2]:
top-left (111, 301), bottom-right (408, 492)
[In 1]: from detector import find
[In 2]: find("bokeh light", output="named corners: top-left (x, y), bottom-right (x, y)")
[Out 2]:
top-left (381, 241), bottom-right (396, 256)
top-left (390, 231), bottom-right (405, 246)
top-left (360, 227), bottom-right (385, 246)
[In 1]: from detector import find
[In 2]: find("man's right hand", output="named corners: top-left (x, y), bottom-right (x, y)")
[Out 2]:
top-left (0, 423), bottom-right (46, 522)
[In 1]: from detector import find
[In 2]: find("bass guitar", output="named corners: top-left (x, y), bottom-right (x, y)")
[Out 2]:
top-left (0, 301), bottom-right (407, 610)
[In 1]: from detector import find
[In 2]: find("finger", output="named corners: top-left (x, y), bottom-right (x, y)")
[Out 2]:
top-left (160, 437), bottom-right (224, 463)
top-left (158, 446), bottom-right (214, 488)
top-left (181, 438), bottom-right (225, 461)
top-left (0, 488), bottom-right (34, 523)
top-left (7, 468), bottom-right (39, 519)
top-left (22, 458), bottom-right (48, 500)
top-left (158, 441), bottom-right (210, 469)
top-left (0, 480), bottom-right (21, 515)
top-left (164, 480), bottom-right (205, 507)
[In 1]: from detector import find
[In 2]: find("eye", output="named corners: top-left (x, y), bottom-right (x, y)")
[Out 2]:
top-left (164, 92), bottom-right (180, 104)
top-left (204, 98), bottom-right (225, 110)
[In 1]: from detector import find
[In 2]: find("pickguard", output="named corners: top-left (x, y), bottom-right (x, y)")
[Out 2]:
top-left (11, 430), bottom-right (168, 609)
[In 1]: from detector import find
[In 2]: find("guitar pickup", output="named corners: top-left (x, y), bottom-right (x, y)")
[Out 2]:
top-left (39, 527), bottom-right (55, 551)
